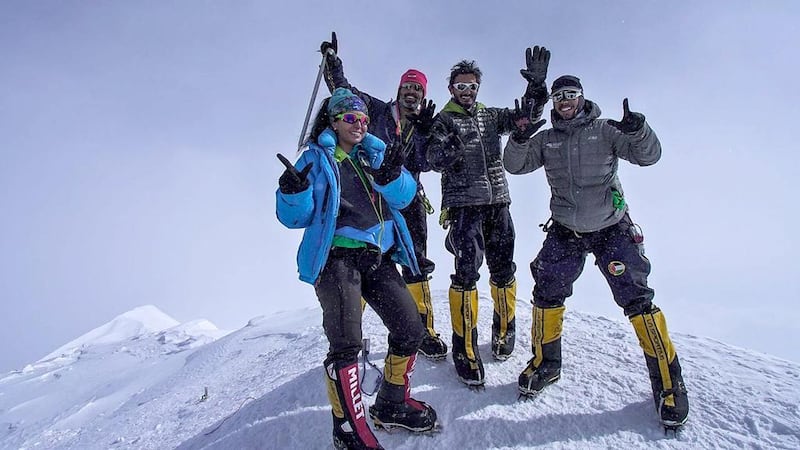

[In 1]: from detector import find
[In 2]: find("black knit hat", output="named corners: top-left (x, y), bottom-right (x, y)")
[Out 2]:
top-left (551, 75), bottom-right (583, 94)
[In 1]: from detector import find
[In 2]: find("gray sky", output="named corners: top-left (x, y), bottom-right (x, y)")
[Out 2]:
top-left (2, 0), bottom-right (798, 373)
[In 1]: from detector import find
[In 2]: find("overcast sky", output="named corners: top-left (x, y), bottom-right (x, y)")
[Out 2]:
top-left (2, 0), bottom-right (798, 373)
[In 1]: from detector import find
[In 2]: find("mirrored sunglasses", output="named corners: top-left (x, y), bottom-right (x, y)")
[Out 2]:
top-left (452, 82), bottom-right (480, 92)
top-left (551, 90), bottom-right (582, 102)
top-left (336, 112), bottom-right (370, 126)
top-left (400, 82), bottom-right (423, 92)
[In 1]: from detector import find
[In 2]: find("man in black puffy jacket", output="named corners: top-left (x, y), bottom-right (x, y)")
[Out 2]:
top-left (503, 75), bottom-right (689, 430)
top-left (426, 50), bottom-right (549, 387)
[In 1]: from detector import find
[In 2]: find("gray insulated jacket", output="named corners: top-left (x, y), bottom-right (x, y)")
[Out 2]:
top-left (427, 100), bottom-right (516, 208)
top-left (503, 100), bottom-right (661, 233)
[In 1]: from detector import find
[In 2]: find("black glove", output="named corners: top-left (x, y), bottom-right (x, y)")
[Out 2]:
top-left (510, 98), bottom-right (546, 143)
top-left (364, 141), bottom-right (404, 185)
top-left (320, 32), bottom-right (338, 65)
top-left (607, 98), bottom-right (645, 134)
top-left (520, 45), bottom-right (550, 85)
top-left (442, 131), bottom-right (477, 171)
top-left (524, 81), bottom-right (549, 106)
top-left (277, 153), bottom-right (312, 194)
top-left (407, 99), bottom-right (436, 135)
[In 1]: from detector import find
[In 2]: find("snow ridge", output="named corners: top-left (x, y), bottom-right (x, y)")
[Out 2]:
top-left (1, 293), bottom-right (798, 449)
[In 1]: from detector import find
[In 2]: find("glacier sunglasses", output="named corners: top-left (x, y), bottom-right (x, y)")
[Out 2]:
top-left (551, 89), bottom-right (583, 102)
top-left (335, 112), bottom-right (370, 126)
top-left (400, 82), bottom-right (423, 92)
top-left (452, 82), bottom-right (480, 92)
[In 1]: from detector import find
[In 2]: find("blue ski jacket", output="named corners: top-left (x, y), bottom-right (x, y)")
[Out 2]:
top-left (276, 128), bottom-right (420, 284)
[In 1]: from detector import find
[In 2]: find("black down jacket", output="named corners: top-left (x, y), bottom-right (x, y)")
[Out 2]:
top-left (427, 100), bottom-right (517, 208)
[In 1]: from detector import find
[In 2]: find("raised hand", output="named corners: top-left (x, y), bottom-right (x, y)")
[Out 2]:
top-left (520, 45), bottom-right (550, 85)
top-left (607, 98), bottom-right (645, 134)
top-left (407, 99), bottom-right (436, 134)
top-left (319, 31), bottom-right (339, 68)
top-left (320, 31), bottom-right (338, 56)
top-left (510, 98), bottom-right (546, 143)
top-left (277, 153), bottom-right (313, 194)
top-left (364, 140), bottom-right (404, 185)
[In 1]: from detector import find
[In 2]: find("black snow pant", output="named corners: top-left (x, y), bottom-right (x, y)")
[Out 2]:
top-left (531, 215), bottom-right (654, 317)
top-left (401, 192), bottom-right (435, 284)
top-left (444, 204), bottom-right (516, 289)
top-left (316, 247), bottom-right (426, 366)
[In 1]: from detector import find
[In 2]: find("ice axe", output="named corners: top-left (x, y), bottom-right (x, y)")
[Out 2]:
top-left (296, 31), bottom-right (337, 153)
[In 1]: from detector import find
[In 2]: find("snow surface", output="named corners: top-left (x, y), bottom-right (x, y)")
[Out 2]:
top-left (1, 293), bottom-right (798, 449)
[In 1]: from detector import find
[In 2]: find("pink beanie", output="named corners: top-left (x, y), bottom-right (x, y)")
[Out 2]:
top-left (399, 69), bottom-right (428, 97)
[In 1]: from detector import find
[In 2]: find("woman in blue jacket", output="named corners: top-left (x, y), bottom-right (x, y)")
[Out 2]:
top-left (276, 88), bottom-right (438, 449)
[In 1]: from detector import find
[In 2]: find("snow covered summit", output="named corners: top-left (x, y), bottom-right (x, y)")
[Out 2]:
top-left (1, 294), bottom-right (798, 449)
top-left (38, 305), bottom-right (182, 363)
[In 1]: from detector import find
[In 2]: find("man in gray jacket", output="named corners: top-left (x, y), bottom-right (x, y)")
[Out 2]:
top-left (503, 75), bottom-right (689, 430)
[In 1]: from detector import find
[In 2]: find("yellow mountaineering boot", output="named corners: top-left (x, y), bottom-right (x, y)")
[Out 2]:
top-left (490, 279), bottom-right (517, 360)
top-left (368, 353), bottom-right (438, 432)
top-left (448, 285), bottom-right (484, 386)
top-left (518, 305), bottom-right (565, 397)
top-left (407, 280), bottom-right (448, 360)
top-left (630, 305), bottom-right (689, 429)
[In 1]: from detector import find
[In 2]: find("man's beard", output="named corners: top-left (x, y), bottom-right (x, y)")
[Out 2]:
top-left (399, 96), bottom-right (421, 110)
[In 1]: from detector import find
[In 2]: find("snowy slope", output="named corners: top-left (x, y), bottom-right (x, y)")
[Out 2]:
top-left (1, 293), bottom-right (798, 449)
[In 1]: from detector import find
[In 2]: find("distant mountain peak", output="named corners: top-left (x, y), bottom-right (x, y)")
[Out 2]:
top-left (118, 304), bottom-right (180, 327)
top-left (38, 304), bottom-right (181, 362)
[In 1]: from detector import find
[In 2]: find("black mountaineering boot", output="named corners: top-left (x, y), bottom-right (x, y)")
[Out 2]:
top-left (419, 333), bottom-right (448, 361)
top-left (518, 359), bottom-right (561, 396)
top-left (368, 354), bottom-right (437, 432)
top-left (369, 394), bottom-right (437, 432)
top-left (332, 415), bottom-right (383, 450)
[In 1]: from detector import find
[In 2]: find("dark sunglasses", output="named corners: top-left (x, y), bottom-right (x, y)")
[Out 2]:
top-left (336, 112), bottom-right (370, 126)
top-left (452, 82), bottom-right (479, 92)
top-left (551, 90), bottom-right (582, 102)
top-left (400, 82), bottom-right (423, 92)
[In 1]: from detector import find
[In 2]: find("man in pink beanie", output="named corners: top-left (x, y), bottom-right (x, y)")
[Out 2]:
top-left (399, 69), bottom-right (428, 98)
top-left (321, 33), bottom-right (448, 361)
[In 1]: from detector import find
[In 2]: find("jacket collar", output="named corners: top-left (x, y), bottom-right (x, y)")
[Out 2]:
top-left (551, 99), bottom-right (602, 131)
top-left (442, 99), bottom-right (485, 116)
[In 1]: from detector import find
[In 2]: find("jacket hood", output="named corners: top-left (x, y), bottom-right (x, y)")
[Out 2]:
top-left (551, 99), bottom-right (601, 131)
top-left (316, 127), bottom-right (386, 169)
